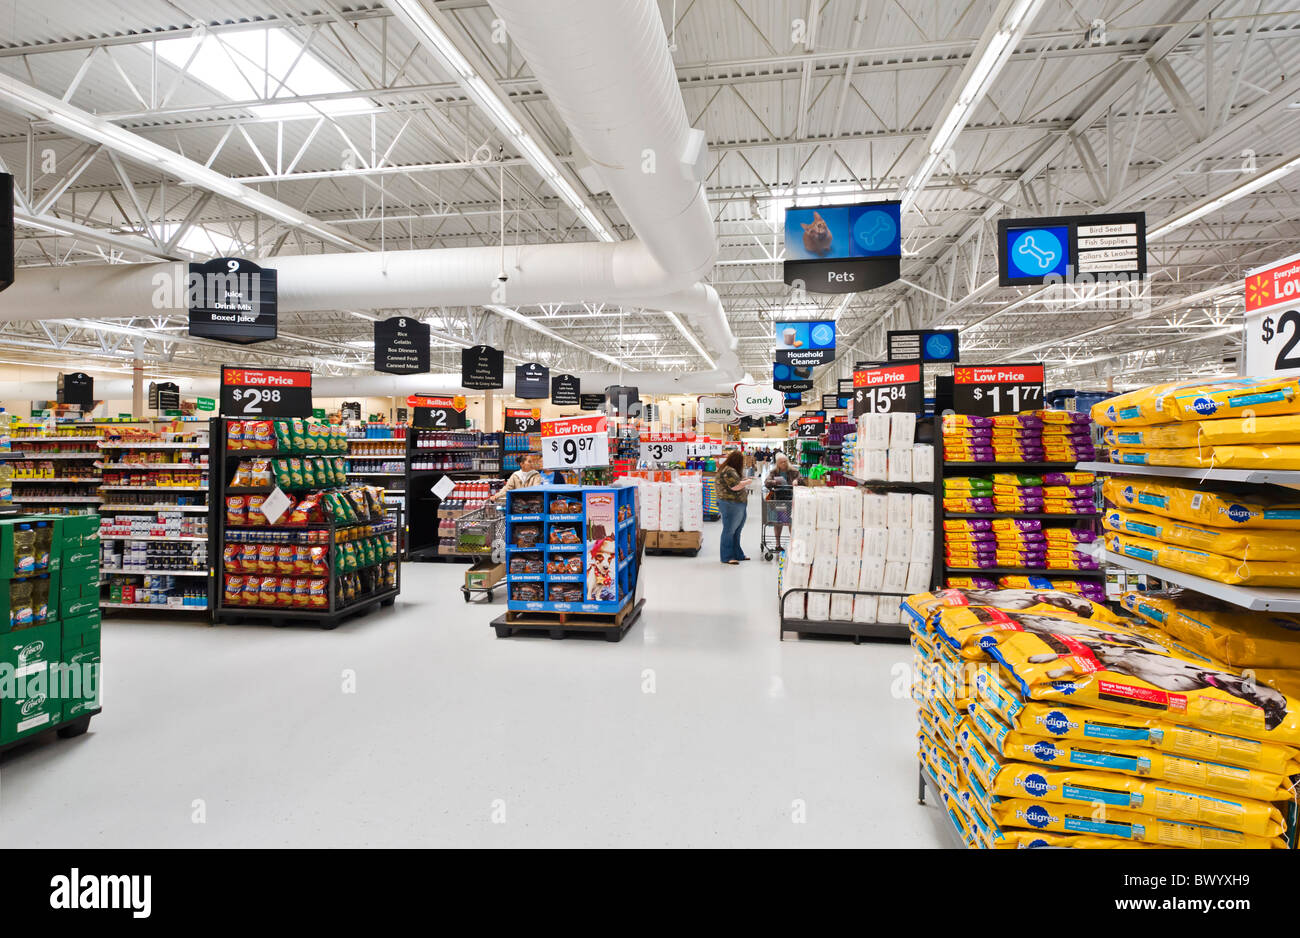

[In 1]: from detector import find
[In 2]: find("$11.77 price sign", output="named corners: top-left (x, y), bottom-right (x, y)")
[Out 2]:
top-left (220, 366), bottom-right (312, 418)
top-left (853, 363), bottom-right (923, 416)
top-left (953, 364), bottom-right (1044, 416)
top-left (640, 432), bottom-right (695, 465)
top-left (541, 416), bottom-right (609, 470)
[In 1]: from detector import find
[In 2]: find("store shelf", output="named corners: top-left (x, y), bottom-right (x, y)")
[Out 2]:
top-left (844, 473), bottom-right (936, 490)
top-left (943, 512), bottom-right (1100, 521)
top-left (102, 567), bottom-right (209, 577)
top-left (943, 461), bottom-right (1086, 470)
top-left (99, 534), bottom-right (208, 542)
top-left (1075, 460), bottom-right (1300, 488)
top-left (101, 601), bottom-right (208, 611)
top-left (779, 618), bottom-right (910, 641)
top-left (345, 471), bottom-right (407, 477)
top-left (100, 485), bottom-right (207, 492)
top-left (101, 441), bottom-right (208, 449)
top-left (12, 496), bottom-right (102, 503)
top-left (4, 451), bottom-right (100, 459)
top-left (104, 462), bottom-right (207, 469)
top-left (944, 565), bottom-right (1105, 578)
top-left (10, 477), bottom-right (100, 483)
top-left (1095, 548), bottom-right (1300, 612)
top-left (9, 436), bottom-right (101, 443)
top-left (100, 504), bottom-right (208, 512)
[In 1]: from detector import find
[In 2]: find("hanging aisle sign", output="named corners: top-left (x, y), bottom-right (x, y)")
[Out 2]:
top-left (220, 366), bottom-right (312, 417)
top-left (733, 383), bottom-right (786, 417)
top-left (409, 395), bottom-right (467, 429)
top-left (505, 407), bottom-right (541, 434)
top-left (0, 173), bottom-right (13, 293)
top-left (515, 363), bottom-right (549, 399)
top-left (579, 394), bottom-right (605, 412)
top-left (1245, 251), bottom-right (1300, 376)
top-left (783, 200), bottom-right (901, 294)
top-left (541, 415), bottom-right (609, 470)
top-left (59, 372), bottom-right (94, 408)
top-left (461, 345), bottom-right (504, 389)
top-left (188, 258), bottom-right (278, 344)
top-left (551, 373), bottom-right (581, 406)
top-left (953, 364), bottom-right (1045, 416)
top-left (997, 213), bottom-right (1146, 287)
top-left (697, 394), bottom-right (738, 425)
top-left (853, 363), bottom-right (923, 416)
top-left (775, 320), bottom-right (836, 367)
top-left (887, 329), bottom-right (959, 363)
top-left (640, 432), bottom-right (695, 465)
top-left (374, 317), bottom-right (430, 375)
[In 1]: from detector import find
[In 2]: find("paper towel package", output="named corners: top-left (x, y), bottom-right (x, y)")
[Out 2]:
top-left (792, 488), bottom-right (816, 528)
top-left (806, 591), bottom-right (831, 621)
top-left (835, 557), bottom-right (861, 589)
top-left (885, 526), bottom-right (912, 563)
top-left (858, 449), bottom-right (888, 481)
top-left (910, 493), bottom-right (934, 529)
top-left (889, 412), bottom-right (917, 448)
top-left (882, 561), bottom-right (909, 593)
top-left (680, 483), bottom-right (705, 532)
top-left (813, 527), bottom-right (839, 559)
top-left (852, 593), bottom-right (879, 623)
top-left (859, 413), bottom-right (890, 450)
top-left (786, 534), bottom-right (814, 565)
top-left (836, 486), bottom-right (863, 525)
top-left (862, 527), bottom-right (888, 559)
top-left (639, 482), bottom-right (660, 530)
top-left (862, 494), bottom-right (888, 528)
top-left (830, 593), bottom-right (855, 622)
top-left (905, 560), bottom-right (932, 594)
top-left (912, 445), bottom-right (935, 482)
top-left (887, 493), bottom-right (912, 528)
top-left (783, 592), bottom-right (806, 618)
top-left (877, 597), bottom-right (903, 624)
top-left (810, 556), bottom-right (838, 589)
top-left (887, 448), bottom-right (914, 483)
top-left (859, 557), bottom-right (886, 592)
top-left (815, 490), bottom-right (839, 530)
top-left (837, 525), bottom-right (864, 558)
top-left (910, 527), bottom-right (933, 563)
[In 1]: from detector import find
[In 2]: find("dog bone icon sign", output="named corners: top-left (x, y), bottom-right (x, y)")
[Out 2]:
top-left (1016, 234), bottom-right (1056, 268)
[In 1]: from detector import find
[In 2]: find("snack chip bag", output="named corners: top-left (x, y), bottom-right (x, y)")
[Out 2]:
top-left (290, 419), bottom-right (307, 453)
top-left (234, 460), bottom-right (253, 488)
top-left (225, 496), bottom-right (247, 526)
top-left (257, 543), bottom-right (277, 574)
top-left (276, 545), bottom-right (296, 574)
top-left (223, 544), bottom-right (243, 573)
top-left (277, 578), bottom-right (297, 606)
top-left (292, 577), bottom-right (311, 607)
top-left (250, 420), bottom-right (274, 450)
top-left (273, 419), bottom-right (292, 450)
top-left (308, 578), bottom-right (328, 607)
top-left (247, 495), bottom-right (266, 525)
top-left (223, 575), bottom-right (245, 604)
top-left (258, 576), bottom-right (279, 605)
top-left (227, 421), bottom-right (245, 450)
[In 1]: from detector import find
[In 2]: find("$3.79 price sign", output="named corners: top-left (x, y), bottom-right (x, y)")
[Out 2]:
top-left (640, 432), bottom-right (695, 465)
top-left (220, 366), bottom-right (312, 417)
top-left (541, 416), bottom-right (609, 470)
top-left (853, 363), bottom-right (923, 417)
top-left (953, 364), bottom-right (1044, 416)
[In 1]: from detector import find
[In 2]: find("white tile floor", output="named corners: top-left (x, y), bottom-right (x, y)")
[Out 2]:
top-left (0, 494), bottom-right (950, 848)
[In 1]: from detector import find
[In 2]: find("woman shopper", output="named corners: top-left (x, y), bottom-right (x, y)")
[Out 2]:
top-left (717, 450), bottom-right (754, 564)
top-left (764, 452), bottom-right (802, 552)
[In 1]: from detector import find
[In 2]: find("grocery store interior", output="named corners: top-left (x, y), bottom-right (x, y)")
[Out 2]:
top-left (2, 0), bottom-right (1300, 852)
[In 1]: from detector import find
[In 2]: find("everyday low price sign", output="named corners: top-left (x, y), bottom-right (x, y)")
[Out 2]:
top-left (1245, 252), bottom-right (1300, 376)
top-left (640, 432), bottom-right (695, 464)
top-left (541, 415), bottom-right (609, 470)
top-left (852, 363), bottom-right (923, 416)
top-left (952, 364), bottom-right (1044, 416)
top-left (220, 366), bottom-right (312, 417)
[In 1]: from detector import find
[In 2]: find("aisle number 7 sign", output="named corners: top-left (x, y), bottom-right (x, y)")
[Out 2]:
top-left (541, 416), bottom-right (609, 470)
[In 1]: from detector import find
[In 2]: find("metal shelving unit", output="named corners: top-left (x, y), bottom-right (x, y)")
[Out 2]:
top-left (1077, 460), bottom-right (1300, 488)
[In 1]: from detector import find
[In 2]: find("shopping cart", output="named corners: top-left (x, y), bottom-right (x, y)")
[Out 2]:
top-left (456, 503), bottom-right (506, 602)
top-left (761, 488), bottom-right (792, 561)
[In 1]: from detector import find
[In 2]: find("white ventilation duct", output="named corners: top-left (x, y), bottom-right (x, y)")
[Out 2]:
top-left (0, 0), bottom-right (740, 386)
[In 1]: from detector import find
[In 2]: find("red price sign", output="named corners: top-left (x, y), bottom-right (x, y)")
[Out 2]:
top-left (541, 416), bottom-right (609, 470)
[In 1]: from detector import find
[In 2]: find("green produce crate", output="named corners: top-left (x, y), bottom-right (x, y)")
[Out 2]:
top-left (0, 619), bottom-right (62, 744)
top-left (60, 641), bottom-right (100, 723)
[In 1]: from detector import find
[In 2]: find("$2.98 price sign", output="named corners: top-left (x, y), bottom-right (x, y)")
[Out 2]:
top-left (953, 364), bottom-right (1044, 416)
top-left (640, 432), bottom-right (695, 465)
top-left (220, 366), bottom-right (312, 417)
top-left (541, 416), bottom-right (609, 470)
top-left (1253, 310), bottom-right (1300, 374)
top-left (853, 364), bottom-right (923, 416)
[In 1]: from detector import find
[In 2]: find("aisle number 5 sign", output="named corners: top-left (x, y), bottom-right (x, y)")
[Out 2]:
top-left (541, 416), bottom-right (609, 470)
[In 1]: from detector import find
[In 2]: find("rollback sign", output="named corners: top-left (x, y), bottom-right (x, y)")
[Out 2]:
top-left (188, 257), bottom-right (278, 344)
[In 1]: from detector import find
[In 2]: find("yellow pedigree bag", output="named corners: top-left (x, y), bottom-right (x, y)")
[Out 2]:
top-left (1095, 377), bottom-right (1300, 426)
top-left (1110, 447), bottom-right (1206, 468)
top-left (1119, 590), bottom-right (1182, 629)
top-left (1103, 476), bottom-right (1300, 529)
top-left (906, 588), bottom-right (1128, 628)
top-left (988, 624), bottom-right (1300, 747)
top-left (991, 829), bottom-right (1171, 849)
top-left (1091, 382), bottom-right (1184, 427)
top-left (988, 763), bottom-right (1286, 838)
top-left (992, 798), bottom-right (1282, 848)
top-left (957, 719), bottom-right (1006, 793)
top-left (985, 697), bottom-right (1300, 775)
top-left (1105, 531), bottom-right (1300, 588)
top-left (1166, 605), bottom-right (1300, 671)
top-left (1199, 413), bottom-right (1300, 447)
top-left (929, 604), bottom-right (1184, 663)
top-left (1103, 507), bottom-right (1300, 561)
top-left (1210, 444), bottom-right (1300, 470)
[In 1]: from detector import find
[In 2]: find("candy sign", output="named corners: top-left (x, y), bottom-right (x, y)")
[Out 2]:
top-left (732, 383), bottom-right (785, 417)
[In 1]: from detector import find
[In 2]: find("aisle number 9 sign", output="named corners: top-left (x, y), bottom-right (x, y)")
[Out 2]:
top-left (541, 416), bottom-right (609, 470)
top-left (852, 364), bottom-right (923, 416)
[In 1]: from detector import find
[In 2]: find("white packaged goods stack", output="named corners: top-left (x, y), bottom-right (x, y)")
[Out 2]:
top-left (853, 410), bottom-right (933, 483)
top-left (680, 483), bottom-right (705, 532)
top-left (659, 482), bottom-right (683, 532)
top-left (638, 480), bottom-right (660, 530)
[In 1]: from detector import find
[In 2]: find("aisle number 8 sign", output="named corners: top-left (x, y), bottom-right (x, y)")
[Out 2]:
top-left (541, 416), bottom-right (609, 470)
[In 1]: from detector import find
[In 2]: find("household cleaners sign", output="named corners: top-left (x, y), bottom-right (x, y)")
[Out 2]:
top-left (187, 258), bottom-right (277, 344)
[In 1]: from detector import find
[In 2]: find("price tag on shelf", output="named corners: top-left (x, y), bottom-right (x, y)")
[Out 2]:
top-left (220, 366), bottom-right (312, 417)
top-left (853, 363), bottom-right (923, 416)
top-left (953, 364), bottom-right (1044, 416)
top-left (541, 416), bottom-right (609, 470)
top-left (432, 475), bottom-right (456, 501)
top-left (640, 432), bottom-right (695, 465)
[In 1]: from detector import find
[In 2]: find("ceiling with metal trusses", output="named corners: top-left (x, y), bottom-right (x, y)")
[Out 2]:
top-left (1, 0), bottom-right (1299, 392)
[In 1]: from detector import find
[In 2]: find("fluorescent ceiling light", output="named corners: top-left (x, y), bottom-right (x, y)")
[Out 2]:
top-left (155, 29), bottom-right (371, 120)
top-left (661, 311), bottom-right (717, 370)
top-left (486, 305), bottom-right (630, 369)
top-left (613, 333), bottom-right (660, 342)
top-left (1148, 151), bottom-right (1300, 240)
top-left (764, 182), bottom-right (890, 226)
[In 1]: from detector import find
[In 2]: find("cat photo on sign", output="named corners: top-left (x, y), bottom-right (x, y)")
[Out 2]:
top-left (784, 205), bottom-right (851, 260)
top-left (801, 211), bottom-right (833, 256)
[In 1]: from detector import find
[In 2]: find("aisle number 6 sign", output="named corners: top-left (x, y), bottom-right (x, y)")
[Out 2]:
top-left (541, 416), bottom-right (609, 470)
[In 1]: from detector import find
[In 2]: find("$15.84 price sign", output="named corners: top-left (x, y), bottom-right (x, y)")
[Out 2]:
top-left (953, 364), bottom-right (1044, 416)
top-left (640, 432), bottom-right (695, 465)
top-left (541, 416), bottom-right (609, 470)
top-left (853, 363), bottom-right (923, 416)
top-left (220, 366), bottom-right (312, 417)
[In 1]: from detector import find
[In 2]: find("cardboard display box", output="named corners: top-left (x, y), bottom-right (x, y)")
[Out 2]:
top-left (465, 561), bottom-right (505, 590)
top-left (0, 619), bottom-right (63, 744)
top-left (653, 530), bottom-right (701, 551)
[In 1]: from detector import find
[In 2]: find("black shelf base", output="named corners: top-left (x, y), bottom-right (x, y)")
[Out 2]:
top-left (779, 619), bottom-right (910, 643)
top-left (214, 588), bottom-right (399, 630)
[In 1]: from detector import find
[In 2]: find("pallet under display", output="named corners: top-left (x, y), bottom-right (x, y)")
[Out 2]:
top-left (213, 417), bottom-right (400, 629)
top-left (500, 485), bottom-right (640, 636)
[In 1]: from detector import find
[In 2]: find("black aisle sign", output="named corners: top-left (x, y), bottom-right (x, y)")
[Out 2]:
top-left (155, 381), bottom-right (180, 412)
top-left (409, 395), bottom-right (467, 430)
top-left (821, 394), bottom-right (843, 410)
top-left (461, 345), bottom-right (504, 390)
top-left (341, 401), bottom-right (362, 422)
top-left (783, 200), bottom-right (902, 294)
top-left (605, 386), bottom-right (641, 416)
top-left (579, 394), bottom-right (605, 412)
top-left (953, 364), bottom-right (1045, 416)
top-left (59, 372), bottom-right (94, 408)
top-left (887, 329), bottom-right (959, 363)
top-left (852, 363), bottom-right (924, 417)
top-left (515, 363), bottom-right (549, 399)
top-left (374, 317), bottom-right (430, 375)
top-left (0, 173), bottom-right (13, 293)
top-left (551, 374), bottom-right (581, 406)
top-left (505, 407), bottom-right (541, 433)
top-left (188, 258), bottom-right (278, 344)
top-left (220, 366), bottom-right (312, 418)
top-left (997, 212), bottom-right (1147, 287)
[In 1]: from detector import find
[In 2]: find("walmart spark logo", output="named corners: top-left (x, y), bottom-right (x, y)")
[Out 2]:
top-left (1246, 274), bottom-right (1271, 310)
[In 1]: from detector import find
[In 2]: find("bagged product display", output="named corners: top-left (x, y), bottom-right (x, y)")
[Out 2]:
top-left (1102, 476), bottom-right (1300, 530)
top-left (1092, 376), bottom-right (1300, 427)
top-left (1103, 507), bottom-right (1300, 561)
top-left (1105, 530), bottom-right (1300, 587)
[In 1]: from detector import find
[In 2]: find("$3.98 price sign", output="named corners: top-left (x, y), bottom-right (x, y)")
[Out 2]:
top-left (953, 364), bottom-right (1044, 416)
top-left (853, 363), bottom-right (923, 416)
top-left (640, 432), bottom-right (695, 465)
top-left (220, 366), bottom-right (312, 417)
top-left (541, 416), bottom-right (609, 470)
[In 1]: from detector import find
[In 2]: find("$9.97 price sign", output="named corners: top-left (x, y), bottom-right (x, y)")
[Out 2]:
top-left (541, 416), bottom-right (609, 470)
top-left (640, 432), bottom-right (695, 465)
top-left (220, 366), bottom-right (312, 417)
top-left (853, 364), bottom-right (923, 417)
top-left (953, 364), bottom-right (1044, 416)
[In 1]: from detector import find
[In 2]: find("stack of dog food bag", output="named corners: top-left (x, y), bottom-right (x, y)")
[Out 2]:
top-left (779, 485), bottom-right (932, 625)
top-left (1101, 475), bottom-right (1300, 588)
top-left (905, 586), bottom-right (1299, 848)
top-left (1093, 375), bottom-right (1300, 469)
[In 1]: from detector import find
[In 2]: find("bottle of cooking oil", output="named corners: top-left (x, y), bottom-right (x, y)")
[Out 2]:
top-left (33, 521), bottom-right (51, 572)
top-left (12, 523), bottom-right (35, 577)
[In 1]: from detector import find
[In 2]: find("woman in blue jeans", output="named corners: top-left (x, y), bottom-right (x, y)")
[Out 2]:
top-left (716, 450), bottom-right (754, 564)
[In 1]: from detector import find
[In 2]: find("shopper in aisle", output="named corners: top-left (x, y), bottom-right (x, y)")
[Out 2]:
top-left (763, 453), bottom-right (802, 552)
top-left (717, 450), bottom-right (754, 564)
top-left (495, 452), bottom-right (544, 498)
